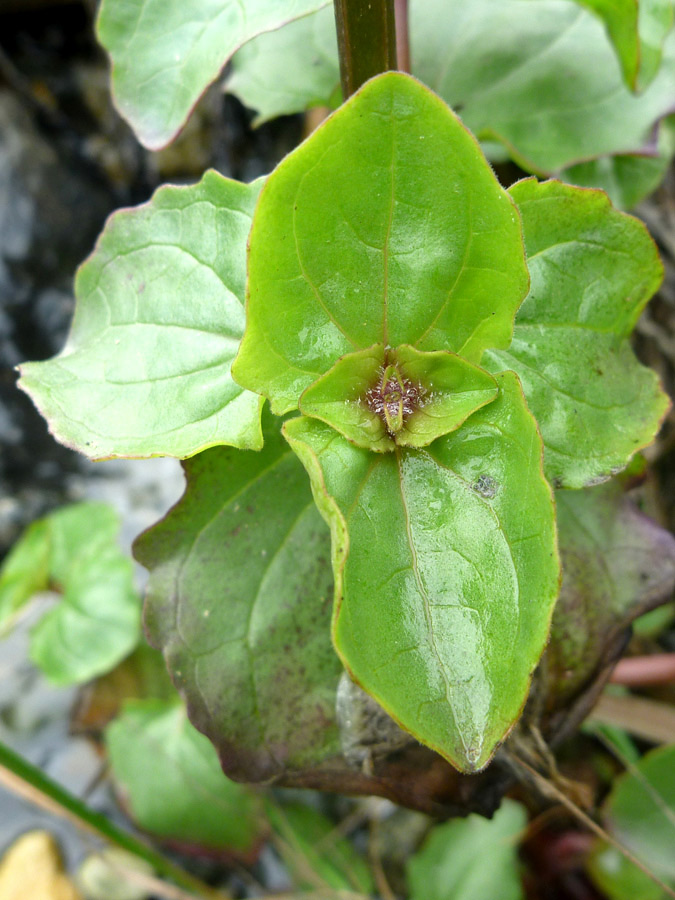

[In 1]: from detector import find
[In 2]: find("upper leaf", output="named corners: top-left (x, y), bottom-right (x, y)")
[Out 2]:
top-left (575, 0), bottom-right (674, 91)
top-left (485, 178), bottom-right (668, 488)
top-left (96, 0), bottom-right (328, 149)
top-left (0, 503), bottom-right (140, 686)
top-left (227, 4), bottom-right (341, 125)
top-left (285, 372), bottom-right (560, 773)
top-left (412, 0), bottom-right (675, 174)
top-left (233, 72), bottom-right (529, 414)
top-left (229, 2), bottom-right (675, 206)
top-left (135, 409), bottom-right (342, 783)
top-left (106, 699), bottom-right (263, 852)
top-left (19, 172), bottom-right (264, 461)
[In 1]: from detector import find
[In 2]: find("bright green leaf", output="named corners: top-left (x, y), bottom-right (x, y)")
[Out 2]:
top-left (19, 172), bottom-right (264, 461)
top-left (284, 371), bottom-right (560, 774)
top-left (299, 343), bottom-right (498, 452)
top-left (267, 802), bottom-right (374, 893)
top-left (227, 4), bottom-right (340, 124)
top-left (485, 178), bottom-right (668, 489)
top-left (96, 0), bottom-right (329, 149)
top-left (135, 409), bottom-right (342, 783)
top-left (233, 72), bottom-right (529, 414)
top-left (407, 799), bottom-right (527, 900)
top-left (545, 481), bottom-right (675, 708)
top-left (0, 503), bottom-right (140, 685)
top-left (412, 0), bottom-right (675, 174)
top-left (106, 699), bottom-right (263, 852)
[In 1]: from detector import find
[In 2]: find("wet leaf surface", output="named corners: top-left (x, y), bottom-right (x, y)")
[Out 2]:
top-left (285, 372), bottom-right (559, 773)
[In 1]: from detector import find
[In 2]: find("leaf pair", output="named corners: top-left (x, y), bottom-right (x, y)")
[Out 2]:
top-left (18, 73), bottom-right (668, 774)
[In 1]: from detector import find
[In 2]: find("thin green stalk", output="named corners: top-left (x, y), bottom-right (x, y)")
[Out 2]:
top-left (333, 0), bottom-right (397, 99)
top-left (0, 740), bottom-right (228, 900)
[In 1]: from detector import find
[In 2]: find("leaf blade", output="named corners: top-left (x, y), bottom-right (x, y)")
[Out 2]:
top-left (285, 371), bottom-right (560, 773)
top-left (19, 172), bottom-right (264, 460)
top-left (97, 0), bottom-right (329, 148)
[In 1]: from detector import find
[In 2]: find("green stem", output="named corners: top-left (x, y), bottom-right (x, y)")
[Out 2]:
top-left (333, 0), bottom-right (398, 99)
top-left (0, 740), bottom-right (228, 900)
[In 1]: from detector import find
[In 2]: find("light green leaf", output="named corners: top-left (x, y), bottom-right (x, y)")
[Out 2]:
top-left (412, 0), bottom-right (675, 174)
top-left (588, 842), bottom-right (668, 900)
top-left (267, 802), bottom-right (374, 893)
top-left (19, 172), bottom-right (264, 461)
top-left (233, 72), bottom-right (529, 414)
top-left (135, 409), bottom-right (342, 783)
top-left (96, 0), bottom-right (329, 149)
top-left (407, 799), bottom-right (527, 900)
top-left (485, 178), bottom-right (668, 489)
top-left (0, 503), bottom-right (140, 685)
top-left (586, 744), bottom-right (675, 897)
top-left (106, 699), bottom-right (263, 852)
top-left (299, 343), bottom-right (498, 452)
top-left (227, 3), bottom-right (340, 124)
top-left (574, 0), bottom-right (674, 90)
top-left (284, 372), bottom-right (560, 774)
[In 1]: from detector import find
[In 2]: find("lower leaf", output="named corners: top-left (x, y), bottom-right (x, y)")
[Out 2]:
top-left (135, 410), bottom-right (342, 782)
top-left (284, 371), bottom-right (560, 773)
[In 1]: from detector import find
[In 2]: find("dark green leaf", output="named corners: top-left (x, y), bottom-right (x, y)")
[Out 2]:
top-left (233, 72), bottom-right (529, 413)
top-left (544, 481), bottom-right (675, 709)
top-left (0, 503), bottom-right (140, 686)
top-left (96, 0), bottom-right (329, 148)
top-left (406, 799), bottom-right (526, 900)
top-left (485, 178), bottom-right (668, 488)
top-left (106, 699), bottom-right (263, 852)
top-left (285, 372), bottom-right (559, 773)
top-left (19, 172), bottom-right (264, 460)
top-left (135, 409), bottom-right (342, 782)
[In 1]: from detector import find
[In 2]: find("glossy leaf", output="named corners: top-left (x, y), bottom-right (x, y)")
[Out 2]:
top-left (406, 798), bottom-right (527, 900)
top-left (299, 343), bottom-right (498, 452)
top-left (0, 503), bottom-right (140, 686)
top-left (544, 481), bottom-right (675, 709)
top-left (19, 172), bottom-right (264, 461)
top-left (285, 372), bottom-right (560, 773)
top-left (412, 0), bottom-right (675, 174)
top-left (227, 2), bottom-right (675, 205)
top-left (228, 3), bottom-right (340, 125)
top-left (106, 699), bottom-right (263, 852)
top-left (576, 0), bottom-right (674, 90)
top-left (233, 72), bottom-right (529, 413)
top-left (267, 802), bottom-right (374, 893)
top-left (96, 0), bottom-right (328, 149)
top-left (485, 178), bottom-right (668, 489)
top-left (135, 410), bottom-right (342, 783)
